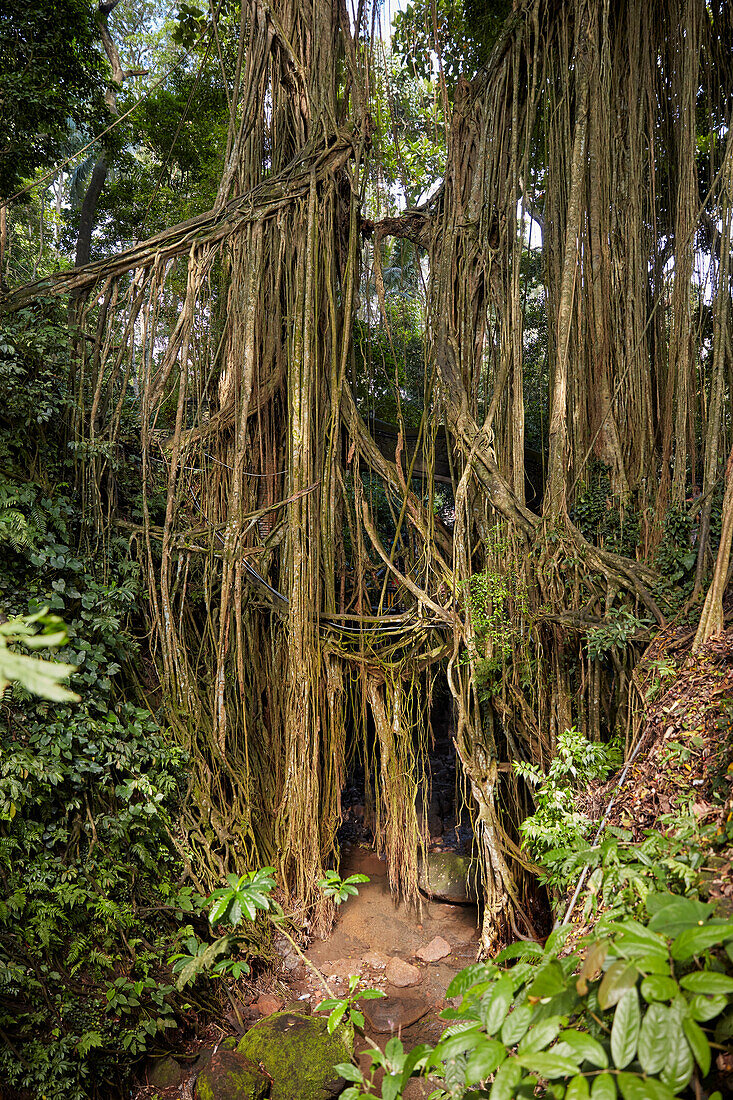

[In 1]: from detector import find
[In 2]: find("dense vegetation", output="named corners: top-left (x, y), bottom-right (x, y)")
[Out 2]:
top-left (0, 0), bottom-right (732, 1097)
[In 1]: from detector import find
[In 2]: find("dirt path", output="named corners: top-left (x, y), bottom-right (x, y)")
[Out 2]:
top-left (287, 844), bottom-right (480, 1096)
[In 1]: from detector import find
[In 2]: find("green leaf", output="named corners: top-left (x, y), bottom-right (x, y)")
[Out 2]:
top-left (209, 891), bottom-right (234, 925)
top-left (527, 961), bottom-right (567, 1001)
top-left (637, 1003), bottom-right (670, 1074)
top-left (590, 1073), bottom-right (617, 1099)
top-left (616, 1072), bottom-right (675, 1100)
top-left (0, 647), bottom-right (79, 702)
top-left (500, 1004), bottom-right (533, 1046)
top-left (598, 962), bottom-right (639, 1011)
top-left (659, 1005), bottom-right (694, 1093)
top-left (327, 1002), bottom-right (347, 1034)
top-left (382, 1074), bottom-right (401, 1100)
top-left (489, 1058), bottom-right (522, 1099)
top-left (334, 1063), bottom-right (363, 1083)
top-left (680, 971), bottom-right (733, 995)
top-left (447, 964), bottom-right (495, 999)
top-left (400, 1043), bottom-right (432, 1083)
top-left (714, 1007), bottom-right (733, 1042)
top-left (437, 1024), bottom-right (482, 1061)
top-left (464, 1039), bottom-right (507, 1083)
top-left (610, 988), bottom-right (640, 1069)
top-left (640, 975), bottom-right (679, 1002)
top-left (76, 1030), bottom-right (103, 1055)
top-left (611, 921), bottom-right (669, 958)
top-left (682, 1016), bottom-right (711, 1077)
top-left (545, 926), bottom-right (573, 957)
top-left (647, 896), bottom-right (713, 936)
top-left (517, 1015), bottom-right (562, 1054)
top-left (175, 936), bottom-right (229, 989)
top-left (554, 1029), bottom-right (609, 1068)
top-left (566, 1075), bottom-right (590, 1100)
top-left (515, 1052), bottom-right (580, 1078)
top-left (481, 975), bottom-right (513, 1034)
top-left (687, 993), bottom-right (728, 1021)
top-left (671, 922), bottom-right (733, 962)
top-left (496, 941), bottom-right (544, 963)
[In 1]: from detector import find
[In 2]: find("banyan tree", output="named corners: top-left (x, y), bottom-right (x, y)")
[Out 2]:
top-left (3, 0), bottom-right (733, 953)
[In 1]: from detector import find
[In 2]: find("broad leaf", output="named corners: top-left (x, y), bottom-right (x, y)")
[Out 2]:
top-left (590, 1073), bottom-right (617, 1098)
top-left (610, 988), bottom-right (640, 1069)
top-left (682, 1016), bottom-right (711, 1076)
top-left (515, 1052), bottom-right (581, 1077)
top-left (659, 1004), bottom-right (694, 1093)
top-left (489, 1058), bottom-right (522, 1100)
top-left (554, 1028), bottom-right (609, 1068)
top-left (500, 1004), bottom-right (533, 1046)
top-left (517, 1015), bottom-right (562, 1054)
top-left (671, 922), bottom-right (733, 962)
top-left (566, 1075), bottom-right (590, 1099)
top-left (464, 1039), bottom-right (507, 1083)
top-left (527, 961), bottom-right (567, 1001)
top-left (637, 1002), bottom-right (670, 1074)
top-left (481, 975), bottom-right (513, 1034)
top-left (680, 971), bottom-right (733, 995)
top-left (616, 1072), bottom-right (675, 1100)
top-left (647, 896), bottom-right (713, 936)
top-left (640, 975), bottom-right (679, 1002)
top-left (599, 962), bottom-right (639, 1011)
top-left (687, 993), bottom-right (728, 1022)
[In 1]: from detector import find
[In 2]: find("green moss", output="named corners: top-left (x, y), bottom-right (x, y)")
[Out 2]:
top-left (237, 1012), bottom-right (353, 1100)
top-left (193, 1050), bottom-right (269, 1100)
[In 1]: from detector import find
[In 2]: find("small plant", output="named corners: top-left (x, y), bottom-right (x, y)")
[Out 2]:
top-left (318, 870), bottom-right (370, 905)
top-left (643, 656), bottom-right (677, 702)
top-left (182, 865), bottom-right (385, 1039)
top-left (586, 608), bottom-right (651, 661)
top-left (318, 974), bottom-right (385, 1036)
top-left (514, 727), bottom-right (611, 882)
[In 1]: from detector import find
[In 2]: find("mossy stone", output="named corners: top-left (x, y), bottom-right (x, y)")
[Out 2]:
top-left (418, 851), bottom-right (480, 904)
top-left (147, 1054), bottom-right (185, 1090)
top-left (237, 1011), bottom-right (353, 1099)
top-left (194, 1049), bottom-right (270, 1100)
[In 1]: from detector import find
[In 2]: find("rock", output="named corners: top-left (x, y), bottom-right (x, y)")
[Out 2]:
top-left (324, 957), bottom-right (362, 980)
top-left (361, 993), bottom-right (430, 1033)
top-left (256, 993), bottom-right (285, 1016)
top-left (194, 1050), bottom-right (269, 1100)
top-left (282, 953), bottom-right (303, 975)
top-left (237, 1011), bottom-right (352, 1100)
top-left (385, 957), bottom-right (422, 988)
top-left (415, 936), bottom-right (451, 963)
top-left (418, 852), bottom-right (480, 904)
top-left (220, 1037), bottom-right (239, 1051)
top-left (360, 950), bottom-right (389, 970)
top-left (147, 1054), bottom-right (186, 1090)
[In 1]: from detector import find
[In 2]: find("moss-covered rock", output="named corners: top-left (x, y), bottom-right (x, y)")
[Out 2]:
top-left (147, 1054), bottom-right (186, 1090)
top-left (194, 1049), bottom-right (270, 1100)
top-left (418, 851), bottom-right (480, 904)
top-left (237, 1011), bottom-right (353, 1100)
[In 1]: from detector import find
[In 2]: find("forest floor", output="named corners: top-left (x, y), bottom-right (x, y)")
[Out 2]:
top-left (575, 621), bottom-right (733, 924)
